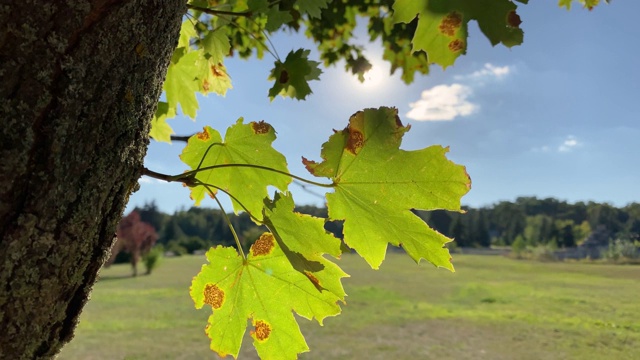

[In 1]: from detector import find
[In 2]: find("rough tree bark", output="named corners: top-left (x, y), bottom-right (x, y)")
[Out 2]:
top-left (0, 0), bottom-right (184, 357)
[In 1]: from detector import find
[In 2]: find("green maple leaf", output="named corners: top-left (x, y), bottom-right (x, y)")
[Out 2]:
top-left (164, 50), bottom-right (200, 118)
top-left (202, 29), bottom-right (230, 64)
top-left (559, 0), bottom-right (603, 10)
top-left (393, 0), bottom-right (523, 68)
top-left (190, 235), bottom-right (346, 359)
top-left (303, 107), bottom-right (471, 269)
top-left (263, 191), bottom-right (341, 257)
top-left (262, 192), bottom-right (347, 299)
top-left (180, 120), bottom-right (289, 216)
top-left (265, 7), bottom-right (294, 32)
top-left (296, 0), bottom-right (329, 18)
top-left (558, 0), bottom-right (572, 8)
top-left (177, 20), bottom-right (196, 50)
top-left (149, 101), bottom-right (176, 143)
top-left (268, 49), bottom-right (322, 101)
top-left (200, 62), bottom-right (233, 96)
top-left (196, 52), bottom-right (233, 96)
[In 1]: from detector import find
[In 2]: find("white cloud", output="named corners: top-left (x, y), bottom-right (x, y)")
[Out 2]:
top-left (407, 63), bottom-right (513, 121)
top-left (558, 135), bottom-right (580, 152)
top-left (531, 136), bottom-right (582, 153)
top-left (406, 84), bottom-right (477, 121)
top-left (138, 177), bottom-right (153, 184)
top-left (456, 63), bottom-right (512, 81)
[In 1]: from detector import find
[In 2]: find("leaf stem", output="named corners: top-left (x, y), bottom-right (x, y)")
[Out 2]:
top-left (182, 163), bottom-right (335, 188)
top-left (193, 179), bottom-right (264, 224)
top-left (203, 184), bottom-right (247, 260)
top-left (196, 142), bottom-right (225, 171)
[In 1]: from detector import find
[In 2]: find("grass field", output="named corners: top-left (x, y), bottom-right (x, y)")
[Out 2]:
top-left (58, 253), bottom-right (639, 359)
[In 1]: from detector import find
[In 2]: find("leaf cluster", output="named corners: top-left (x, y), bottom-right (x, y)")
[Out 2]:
top-left (183, 107), bottom-right (470, 358)
top-left (140, 1), bottom-right (610, 358)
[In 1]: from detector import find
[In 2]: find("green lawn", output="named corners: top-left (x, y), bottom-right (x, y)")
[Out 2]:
top-left (58, 253), bottom-right (639, 359)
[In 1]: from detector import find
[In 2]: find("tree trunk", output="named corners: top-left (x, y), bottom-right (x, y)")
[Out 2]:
top-left (0, 0), bottom-right (184, 357)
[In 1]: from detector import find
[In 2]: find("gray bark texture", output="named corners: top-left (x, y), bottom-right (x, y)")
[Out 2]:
top-left (0, 0), bottom-right (184, 358)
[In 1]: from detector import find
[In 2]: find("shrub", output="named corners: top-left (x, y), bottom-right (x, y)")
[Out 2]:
top-left (143, 246), bottom-right (163, 275)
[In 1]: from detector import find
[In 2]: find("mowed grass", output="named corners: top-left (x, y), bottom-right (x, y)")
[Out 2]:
top-left (59, 253), bottom-right (640, 360)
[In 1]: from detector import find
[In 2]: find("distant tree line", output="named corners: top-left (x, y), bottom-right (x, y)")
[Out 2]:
top-left (132, 197), bottom-right (640, 254)
top-left (418, 197), bottom-right (639, 249)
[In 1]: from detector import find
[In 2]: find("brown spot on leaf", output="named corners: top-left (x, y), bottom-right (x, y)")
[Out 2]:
top-left (251, 233), bottom-right (275, 257)
top-left (439, 12), bottom-right (463, 37)
top-left (448, 39), bottom-right (465, 52)
top-left (304, 271), bottom-right (322, 291)
top-left (301, 157), bottom-right (317, 173)
top-left (279, 69), bottom-right (289, 84)
top-left (395, 114), bottom-right (403, 128)
top-left (211, 64), bottom-right (225, 77)
top-left (202, 79), bottom-right (210, 92)
top-left (203, 284), bottom-right (224, 309)
top-left (251, 320), bottom-right (271, 341)
top-left (506, 10), bottom-right (522, 28)
top-left (251, 120), bottom-right (271, 134)
top-left (196, 128), bottom-right (210, 141)
top-left (346, 128), bottom-right (364, 155)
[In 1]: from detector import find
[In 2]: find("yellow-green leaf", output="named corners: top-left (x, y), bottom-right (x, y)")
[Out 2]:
top-left (149, 102), bottom-right (176, 143)
top-left (190, 236), bottom-right (346, 359)
top-left (180, 120), bottom-right (289, 216)
top-left (164, 51), bottom-right (200, 118)
top-left (303, 107), bottom-right (471, 269)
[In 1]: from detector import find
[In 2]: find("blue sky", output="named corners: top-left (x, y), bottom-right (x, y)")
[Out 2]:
top-left (129, 1), bottom-right (640, 214)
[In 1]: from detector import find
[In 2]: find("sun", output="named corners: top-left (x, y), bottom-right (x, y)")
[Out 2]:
top-left (350, 62), bottom-right (388, 90)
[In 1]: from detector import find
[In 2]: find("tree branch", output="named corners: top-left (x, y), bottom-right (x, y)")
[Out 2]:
top-left (186, 4), bottom-right (252, 18)
top-left (141, 167), bottom-right (197, 187)
top-left (170, 135), bottom-right (192, 142)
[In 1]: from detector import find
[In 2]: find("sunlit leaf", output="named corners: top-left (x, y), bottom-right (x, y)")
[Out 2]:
top-left (164, 51), bottom-right (200, 118)
top-left (149, 102), bottom-right (176, 143)
top-left (202, 29), bottom-right (230, 64)
top-left (190, 235), bottom-right (346, 359)
top-left (180, 120), bottom-right (289, 216)
top-left (303, 107), bottom-right (471, 269)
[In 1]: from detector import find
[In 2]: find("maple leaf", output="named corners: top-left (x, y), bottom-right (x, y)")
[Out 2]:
top-left (149, 102), bottom-right (176, 143)
top-left (190, 234), bottom-right (346, 359)
top-left (180, 120), bottom-right (289, 216)
top-left (164, 50), bottom-right (200, 118)
top-left (264, 7), bottom-right (294, 32)
top-left (197, 59), bottom-right (233, 96)
top-left (262, 191), bottom-right (347, 298)
top-left (202, 29), bottom-right (231, 64)
top-left (268, 49), bottom-right (322, 101)
top-left (296, 0), bottom-right (329, 18)
top-left (392, 0), bottom-right (524, 68)
top-left (303, 107), bottom-right (471, 269)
